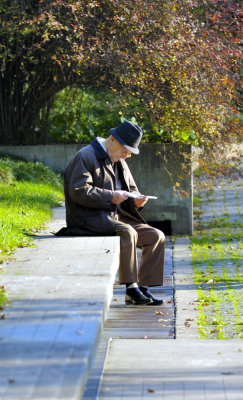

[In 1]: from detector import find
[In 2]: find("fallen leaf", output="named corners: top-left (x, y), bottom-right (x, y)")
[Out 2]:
top-left (147, 388), bottom-right (155, 393)
top-left (167, 300), bottom-right (172, 303)
top-left (113, 298), bottom-right (118, 301)
top-left (155, 311), bottom-right (163, 315)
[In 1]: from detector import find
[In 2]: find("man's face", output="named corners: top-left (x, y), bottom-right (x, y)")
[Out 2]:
top-left (108, 138), bottom-right (132, 162)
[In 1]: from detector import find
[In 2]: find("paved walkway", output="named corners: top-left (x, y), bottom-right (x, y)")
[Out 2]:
top-left (86, 176), bottom-right (243, 400)
top-left (99, 339), bottom-right (243, 400)
top-left (0, 174), bottom-right (242, 399)
top-left (104, 240), bottom-right (174, 340)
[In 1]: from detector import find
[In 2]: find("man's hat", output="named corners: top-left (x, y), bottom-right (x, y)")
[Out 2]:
top-left (109, 120), bottom-right (143, 154)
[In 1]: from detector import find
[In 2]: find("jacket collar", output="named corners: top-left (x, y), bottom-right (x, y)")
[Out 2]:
top-left (91, 138), bottom-right (109, 160)
top-left (91, 137), bottom-right (127, 179)
top-left (91, 137), bottom-right (115, 177)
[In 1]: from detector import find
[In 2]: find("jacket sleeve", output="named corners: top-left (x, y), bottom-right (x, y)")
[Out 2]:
top-left (66, 152), bottom-right (114, 210)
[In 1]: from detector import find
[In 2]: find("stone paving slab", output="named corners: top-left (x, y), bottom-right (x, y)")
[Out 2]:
top-left (3, 236), bottom-right (119, 276)
top-left (104, 240), bottom-right (174, 340)
top-left (83, 242), bottom-right (174, 399)
top-left (99, 339), bottom-right (243, 400)
top-left (173, 237), bottom-right (199, 339)
top-left (0, 207), bottom-right (120, 400)
top-left (93, 174), bottom-right (243, 399)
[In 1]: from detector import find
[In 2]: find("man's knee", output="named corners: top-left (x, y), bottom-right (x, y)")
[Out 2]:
top-left (151, 227), bottom-right (165, 244)
top-left (126, 224), bottom-right (138, 240)
top-left (118, 223), bottom-right (138, 242)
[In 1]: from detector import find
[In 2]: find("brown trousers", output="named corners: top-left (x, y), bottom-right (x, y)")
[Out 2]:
top-left (113, 214), bottom-right (165, 286)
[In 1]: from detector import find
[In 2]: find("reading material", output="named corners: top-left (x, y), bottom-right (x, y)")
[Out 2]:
top-left (125, 192), bottom-right (157, 200)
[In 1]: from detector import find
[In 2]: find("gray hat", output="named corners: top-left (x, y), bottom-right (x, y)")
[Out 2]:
top-left (109, 120), bottom-right (143, 154)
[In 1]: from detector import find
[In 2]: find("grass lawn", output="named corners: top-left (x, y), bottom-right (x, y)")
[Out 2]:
top-left (192, 173), bottom-right (243, 339)
top-left (0, 157), bottom-right (64, 307)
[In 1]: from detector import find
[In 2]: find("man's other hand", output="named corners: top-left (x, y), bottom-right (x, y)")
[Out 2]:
top-left (112, 190), bottom-right (129, 204)
top-left (134, 197), bottom-right (148, 208)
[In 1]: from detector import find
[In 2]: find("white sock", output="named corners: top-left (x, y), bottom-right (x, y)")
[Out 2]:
top-left (127, 283), bottom-right (138, 289)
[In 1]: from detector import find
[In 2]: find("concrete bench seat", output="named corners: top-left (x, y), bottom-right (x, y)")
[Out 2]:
top-left (0, 207), bottom-right (120, 399)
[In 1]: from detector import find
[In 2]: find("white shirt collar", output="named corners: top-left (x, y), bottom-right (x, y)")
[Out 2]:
top-left (97, 137), bottom-right (107, 153)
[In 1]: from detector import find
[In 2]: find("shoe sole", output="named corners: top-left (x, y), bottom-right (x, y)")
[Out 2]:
top-left (146, 299), bottom-right (164, 306)
top-left (125, 298), bottom-right (151, 305)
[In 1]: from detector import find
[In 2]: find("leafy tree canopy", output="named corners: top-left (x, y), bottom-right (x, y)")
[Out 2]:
top-left (0, 0), bottom-right (241, 149)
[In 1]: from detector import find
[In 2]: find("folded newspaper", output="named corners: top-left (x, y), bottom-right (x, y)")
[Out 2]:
top-left (125, 192), bottom-right (157, 200)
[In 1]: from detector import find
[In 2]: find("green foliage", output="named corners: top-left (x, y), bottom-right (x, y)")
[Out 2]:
top-left (47, 86), bottom-right (183, 144)
top-left (48, 87), bottom-right (126, 143)
top-left (0, 157), bottom-right (62, 188)
top-left (0, 158), bottom-right (63, 263)
top-left (0, 0), bottom-right (240, 149)
top-left (0, 164), bottom-right (14, 184)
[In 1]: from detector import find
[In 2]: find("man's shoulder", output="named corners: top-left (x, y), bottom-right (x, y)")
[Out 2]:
top-left (66, 144), bottom-right (95, 171)
top-left (77, 139), bottom-right (105, 158)
top-left (77, 143), bottom-right (94, 154)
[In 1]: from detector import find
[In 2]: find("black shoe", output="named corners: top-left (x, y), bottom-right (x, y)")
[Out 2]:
top-left (125, 287), bottom-right (152, 305)
top-left (139, 286), bottom-right (164, 306)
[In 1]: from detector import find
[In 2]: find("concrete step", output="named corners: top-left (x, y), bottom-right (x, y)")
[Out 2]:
top-left (83, 242), bottom-right (174, 399)
top-left (0, 207), bottom-right (120, 400)
top-left (99, 339), bottom-right (243, 400)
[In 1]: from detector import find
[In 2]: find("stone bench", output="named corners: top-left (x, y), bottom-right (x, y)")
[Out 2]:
top-left (0, 206), bottom-right (120, 399)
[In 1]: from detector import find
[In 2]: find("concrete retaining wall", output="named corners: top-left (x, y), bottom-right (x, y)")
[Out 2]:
top-left (0, 143), bottom-right (192, 235)
top-left (126, 143), bottom-right (192, 235)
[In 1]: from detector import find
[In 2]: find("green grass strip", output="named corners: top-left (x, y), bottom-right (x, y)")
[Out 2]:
top-left (0, 158), bottom-right (64, 307)
top-left (192, 183), bottom-right (243, 339)
top-left (0, 181), bottom-right (63, 262)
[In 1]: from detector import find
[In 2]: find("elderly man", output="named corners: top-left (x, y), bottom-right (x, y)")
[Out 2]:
top-left (63, 120), bottom-right (165, 305)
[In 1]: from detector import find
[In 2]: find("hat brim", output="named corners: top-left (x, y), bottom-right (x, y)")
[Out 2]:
top-left (109, 128), bottom-right (139, 154)
top-left (123, 144), bottom-right (139, 154)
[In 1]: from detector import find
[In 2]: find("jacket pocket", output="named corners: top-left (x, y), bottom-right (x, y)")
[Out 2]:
top-left (78, 211), bottom-right (115, 235)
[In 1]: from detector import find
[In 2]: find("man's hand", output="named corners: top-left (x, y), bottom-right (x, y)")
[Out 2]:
top-left (112, 190), bottom-right (129, 204)
top-left (134, 197), bottom-right (148, 208)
